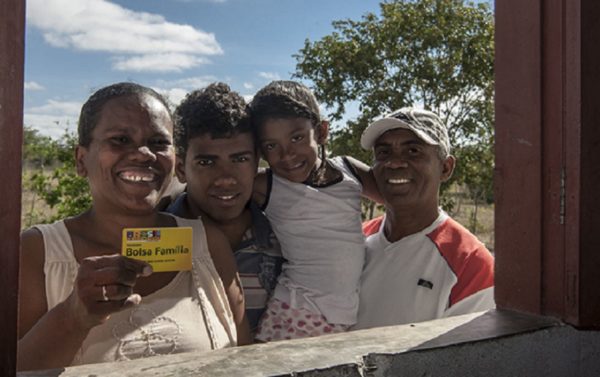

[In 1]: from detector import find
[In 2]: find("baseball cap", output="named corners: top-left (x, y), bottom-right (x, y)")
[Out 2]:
top-left (360, 107), bottom-right (450, 157)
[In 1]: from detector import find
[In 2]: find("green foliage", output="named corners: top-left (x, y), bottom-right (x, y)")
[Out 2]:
top-left (295, 0), bottom-right (495, 207)
top-left (22, 127), bottom-right (60, 168)
top-left (23, 127), bottom-right (91, 223)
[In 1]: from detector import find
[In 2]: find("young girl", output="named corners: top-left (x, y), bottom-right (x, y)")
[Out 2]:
top-left (249, 80), bottom-right (380, 341)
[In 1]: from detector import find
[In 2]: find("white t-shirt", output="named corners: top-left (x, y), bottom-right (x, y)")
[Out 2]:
top-left (264, 156), bottom-right (365, 325)
top-left (354, 211), bottom-right (495, 330)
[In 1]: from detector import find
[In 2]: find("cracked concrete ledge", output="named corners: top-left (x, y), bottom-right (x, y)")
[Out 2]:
top-left (17, 310), bottom-right (566, 377)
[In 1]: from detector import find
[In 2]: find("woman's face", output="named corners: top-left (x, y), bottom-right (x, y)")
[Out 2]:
top-left (76, 94), bottom-right (175, 215)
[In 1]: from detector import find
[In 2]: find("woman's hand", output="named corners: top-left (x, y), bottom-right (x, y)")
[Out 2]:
top-left (66, 254), bottom-right (153, 330)
top-left (18, 230), bottom-right (152, 371)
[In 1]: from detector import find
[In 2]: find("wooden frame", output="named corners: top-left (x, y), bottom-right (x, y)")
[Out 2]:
top-left (2, 0), bottom-right (599, 374)
top-left (495, 0), bottom-right (600, 327)
top-left (0, 0), bottom-right (25, 375)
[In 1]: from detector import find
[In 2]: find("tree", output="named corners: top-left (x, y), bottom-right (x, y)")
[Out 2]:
top-left (23, 127), bottom-right (91, 224)
top-left (294, 0), bottom-right (494, 216)
top-left (22, 127), bottom-right (59, 168)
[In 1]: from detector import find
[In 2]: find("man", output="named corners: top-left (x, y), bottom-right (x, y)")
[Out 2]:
top-left (354, 107), bottom-right (494, 329)
top-left (166, 83), bottom-right (283, 334)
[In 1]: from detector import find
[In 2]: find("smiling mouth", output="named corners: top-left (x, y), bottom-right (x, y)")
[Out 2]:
top-left (118, 171), bottom-right (157, 183)
top-left (388, 178), bottom-right (411, 184)
top-left (211, 193), bottom-right (239, 202)
top-left (281, 161), bottom-right (305, 172)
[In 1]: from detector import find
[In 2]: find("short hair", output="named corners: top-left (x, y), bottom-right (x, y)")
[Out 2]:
top-left (174, 82), bottom-right (251, 157)
top-left (78, 82), bottom-right (171, 147)
top-left (248, 80), bottom-right (321, 129)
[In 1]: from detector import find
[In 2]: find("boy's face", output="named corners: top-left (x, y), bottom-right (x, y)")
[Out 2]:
top-left (258, 117), bottom-right (325, 183)
top-left (176, 132), bottom-right (258, 223)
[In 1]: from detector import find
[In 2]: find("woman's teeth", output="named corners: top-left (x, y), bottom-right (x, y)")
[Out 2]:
top-left (120, 172), bottom-right (155, 182)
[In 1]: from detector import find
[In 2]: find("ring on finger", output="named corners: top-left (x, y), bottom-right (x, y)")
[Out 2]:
top-left (101, 285), bottom-right (109, 302)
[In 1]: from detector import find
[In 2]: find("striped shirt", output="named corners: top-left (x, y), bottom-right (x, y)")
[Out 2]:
top-left (166, 194), bottom-right (283, 332)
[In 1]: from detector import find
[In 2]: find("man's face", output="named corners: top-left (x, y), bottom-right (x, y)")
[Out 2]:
top-left (371, 128), bottom-right (454, 214)
top-left (176, 132), bottom-right (258, 224)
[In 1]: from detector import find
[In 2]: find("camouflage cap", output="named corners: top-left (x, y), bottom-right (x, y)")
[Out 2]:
top-left (360, 107), bottom-right (450, 157)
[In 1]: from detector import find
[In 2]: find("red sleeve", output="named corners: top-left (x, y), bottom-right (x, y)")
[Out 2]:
top-left (362, 216), bottom-right (384, 236)
top-left (427, 218), bottom-right (494, 307)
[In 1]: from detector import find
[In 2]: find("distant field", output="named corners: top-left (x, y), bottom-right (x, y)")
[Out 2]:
top-left (452, 202), bottom-right (494, 253)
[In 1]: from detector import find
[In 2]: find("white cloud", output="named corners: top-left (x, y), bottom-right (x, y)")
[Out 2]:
top-left (28, 99), bottom-right (82, 116)
top-left (155, 76), bottom-right (218, 90)
top-left (27, 0), bottom-right (223, 72)
top-left (243, 82), bottom-right (254, 90)
top-left (259, 72), bottom-right (281, 81)
top-left (113, 54), bottom-right (209, 73)
top-left (24, 81), bottom-right (45, 91)
top-left (153, 75), bottom-right (219, 105)
top-left (155, 87), bottom-right (189, 106)
top-left (24, 99), bottom-right (82, 138)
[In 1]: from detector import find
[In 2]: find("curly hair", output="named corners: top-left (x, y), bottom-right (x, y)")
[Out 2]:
top-left (174, 82), bottom-right (251, 157)
top-left (248, 80), bottom-right (321, 130)
top-left (78, 82), bottom-right (172, 147)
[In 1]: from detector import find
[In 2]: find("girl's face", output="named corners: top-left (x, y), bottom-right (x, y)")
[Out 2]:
top-left (75, 94), bottom-right (175, 215)
top-left (259, 117), bottom-right (326, 183)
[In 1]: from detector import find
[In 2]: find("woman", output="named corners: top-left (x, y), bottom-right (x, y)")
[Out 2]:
top-left (18, 82), bottom-right (250, 371)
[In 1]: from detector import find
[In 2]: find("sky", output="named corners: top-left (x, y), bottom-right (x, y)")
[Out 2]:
top-left (24, 0), bottom-right (383, 139)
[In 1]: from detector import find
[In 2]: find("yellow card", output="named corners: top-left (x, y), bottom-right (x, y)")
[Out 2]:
top-left (121, 227), bottom-right (192, 272)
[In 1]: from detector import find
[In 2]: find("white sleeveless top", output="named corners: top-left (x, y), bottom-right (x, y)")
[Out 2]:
top-left (264, 156), bottom-right (365, 325)
top-left (35, 215), bottom-right (236, 366)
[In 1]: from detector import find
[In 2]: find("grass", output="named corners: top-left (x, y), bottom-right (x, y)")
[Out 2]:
top-left (451, 201), bottom-right (494, 253)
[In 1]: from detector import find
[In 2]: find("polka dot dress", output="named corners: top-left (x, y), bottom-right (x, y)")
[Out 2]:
top-left (255, 298), bottom-right (349, 342)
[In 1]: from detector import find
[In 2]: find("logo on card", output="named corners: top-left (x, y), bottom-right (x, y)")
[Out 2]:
top-left (122, 227), bottom-right (192, 272)
top-left (126, 230), bottom-right (161, 242)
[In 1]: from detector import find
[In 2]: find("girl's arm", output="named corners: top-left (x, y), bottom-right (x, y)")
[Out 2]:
top-left (345, 156), bottom-right (384, 203)
top-left (18, 229), bottom-right (151, 371)
top-left (204, 221), bottom-right (252, 345)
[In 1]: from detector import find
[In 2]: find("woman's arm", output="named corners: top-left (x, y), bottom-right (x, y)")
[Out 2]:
top-left (345, 156), bottom-right (383, 203)
top-left (17, 229), bottom-right (152, 371)
top-left (18, 228), bottom-right (90, 370)
top-left (204, 222), bottom-right (252, 345)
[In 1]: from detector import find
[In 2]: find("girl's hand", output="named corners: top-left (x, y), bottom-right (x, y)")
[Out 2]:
top-left (66, 254), bottom-right (153, 330)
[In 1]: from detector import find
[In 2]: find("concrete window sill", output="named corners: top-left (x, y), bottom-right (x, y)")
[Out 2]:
top-left (20, 309), bottom-right (592, 377)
